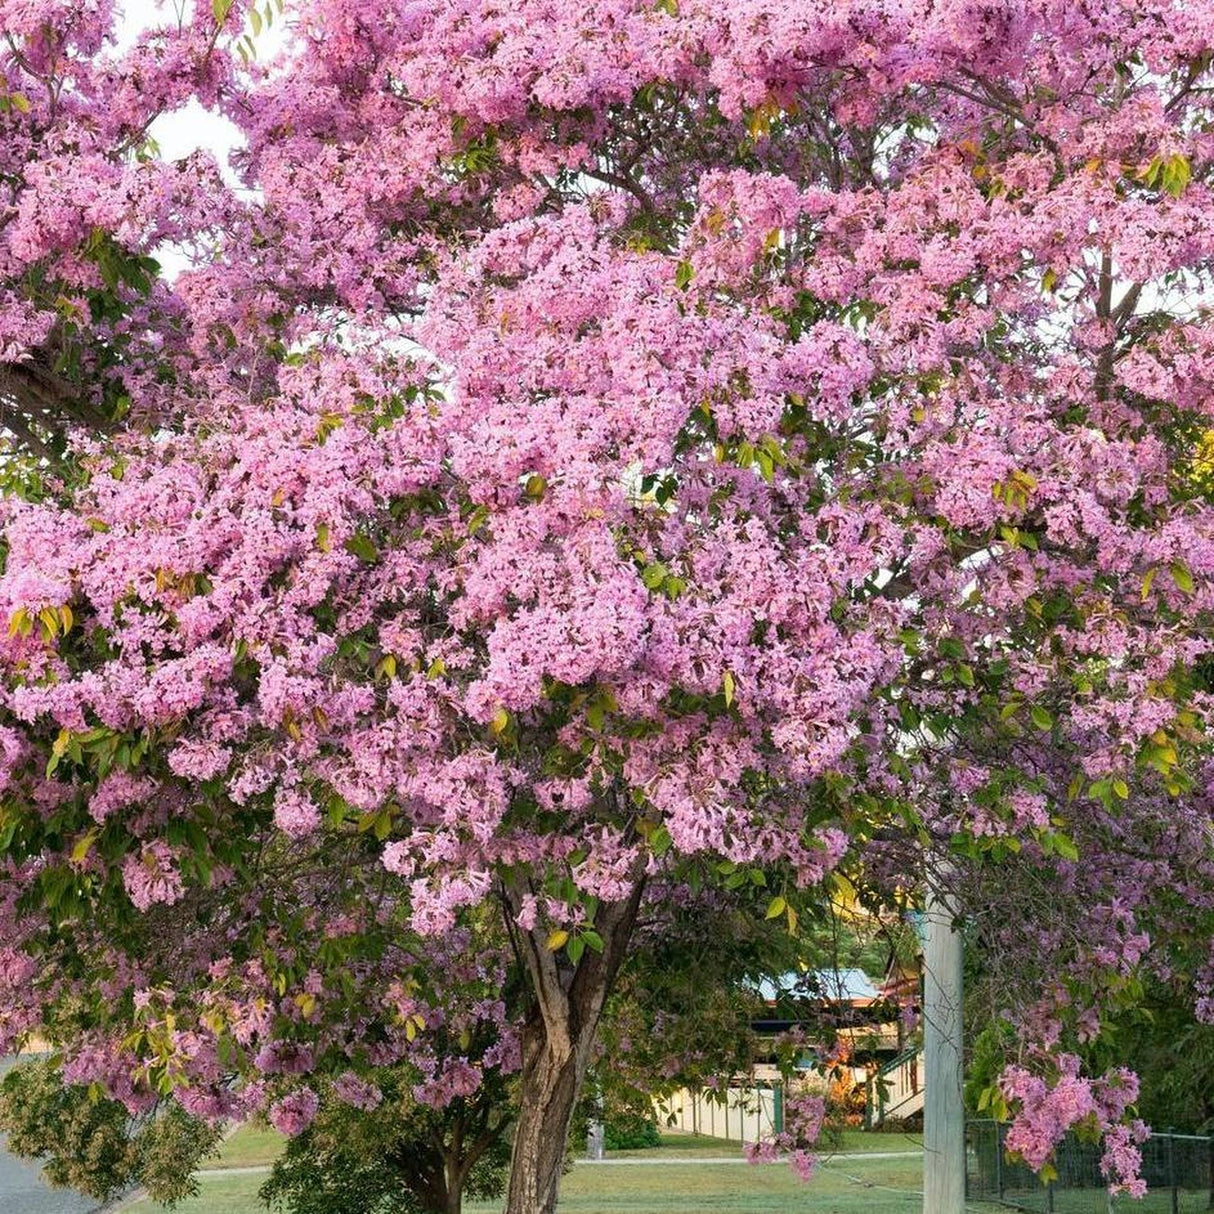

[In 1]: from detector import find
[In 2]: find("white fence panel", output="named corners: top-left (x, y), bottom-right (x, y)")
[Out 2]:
top-left (658, 1085), bottom-right (779, 1144)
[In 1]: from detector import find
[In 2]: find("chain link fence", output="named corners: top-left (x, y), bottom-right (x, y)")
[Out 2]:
top-left (968, 1120), bottom-right (1214, 1212)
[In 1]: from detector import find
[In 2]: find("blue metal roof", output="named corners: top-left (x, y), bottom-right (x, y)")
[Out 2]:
top-left (756, 967), bottom-right (881, 1004)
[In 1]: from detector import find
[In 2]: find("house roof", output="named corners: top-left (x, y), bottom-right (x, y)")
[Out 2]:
top-left (756, 967), bottom-right (881, 1004)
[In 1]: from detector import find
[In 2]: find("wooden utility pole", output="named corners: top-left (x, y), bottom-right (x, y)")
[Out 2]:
top-left (923, 873), bottom-right (965, 1214)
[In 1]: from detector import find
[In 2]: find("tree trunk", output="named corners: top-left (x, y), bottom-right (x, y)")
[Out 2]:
top-left (505, 1017), bottom-right (588, 1214)
top-left (503, 871), bottom-right (646, 1214)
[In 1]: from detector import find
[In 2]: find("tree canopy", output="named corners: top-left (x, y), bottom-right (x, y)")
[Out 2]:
top-left (3, 0), bottom-right (1214, 1206)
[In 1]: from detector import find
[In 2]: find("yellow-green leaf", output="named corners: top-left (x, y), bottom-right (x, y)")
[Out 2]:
top-left (765, 895), bottom-right (786, 920)
top-left (546, 929), bottom-right (570, 951)
top-left (722, 670), bottom-right (735, 708)
top-left (70, 830), bottom-right (98, 864)
top-left (1163, 153), bottom-right (1192, 198)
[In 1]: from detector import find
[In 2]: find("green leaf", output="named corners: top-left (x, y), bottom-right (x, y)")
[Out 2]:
top-left (1053, 833), bottom-right (1079, 862)
top-left (674, 260), bottom-right (694, 290)
top-left (1030, 705), bottom-right (1053, 731)
top-left (1171, 560), bottom-right (1195, 595)
top-left (1162, 153), bottom-right (1192, 198)
top-left (641, 562), bottom-right (668, 590)
top-left (566, 936), bottom-right (586, 965)
top-left (344, 532), bottom-right (378, 563)
top-left (765, 895), bottom-right (787, 920)
top-left (70, 830), bottom-right (98, 864)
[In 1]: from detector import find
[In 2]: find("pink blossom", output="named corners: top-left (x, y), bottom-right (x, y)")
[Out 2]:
top-left (268, 1087), bottom-right (319, 1136)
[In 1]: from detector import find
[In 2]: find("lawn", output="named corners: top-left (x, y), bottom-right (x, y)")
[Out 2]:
top-left (131, 1143), bottom-right (1196, 1214)
top-left (194, 1124), bottom-right (923, 1170)
top-left (201, 1124), bottom-right (287, 1170)
top-left (128, 1123), bottom-right (938, 1213)
top-left (132, 1149), bottom-right (932, 1214)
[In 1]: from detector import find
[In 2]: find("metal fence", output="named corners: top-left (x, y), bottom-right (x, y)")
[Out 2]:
top-left (968, 1119), bottom-right (1214, 1212)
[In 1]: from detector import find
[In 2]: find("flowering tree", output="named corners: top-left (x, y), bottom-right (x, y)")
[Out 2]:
top-left (5, 0), bottom-right (1214, 1207)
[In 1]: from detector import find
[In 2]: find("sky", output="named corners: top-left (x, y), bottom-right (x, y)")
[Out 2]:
top-left (117, 0), bottom-right (291, 181)
top-left (116, 1), bottom-right (294, 275)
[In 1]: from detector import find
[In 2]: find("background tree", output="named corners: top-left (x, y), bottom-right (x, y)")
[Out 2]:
top-left (258, 1067), bottom-right (512, 1214)
top-left (0, 1056), bottom-right (221, 1206)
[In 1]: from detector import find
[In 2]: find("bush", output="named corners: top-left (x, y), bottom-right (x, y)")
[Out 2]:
top-left (0, 1058), bottom-right (220, 1206)
top-left (603, 1109), bottom-right (661, 1151)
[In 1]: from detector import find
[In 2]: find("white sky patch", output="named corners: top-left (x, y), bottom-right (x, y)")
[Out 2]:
top-left (116, 0), bottom-right (292, 185)
top-left (115, 1), bottom-right (294, 277)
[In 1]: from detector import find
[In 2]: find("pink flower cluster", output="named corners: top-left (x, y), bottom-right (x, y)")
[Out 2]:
top-left (1001, 1057), bottom-right (1146, 1193)
top-left (269, 1087), bottom-right (319, 1136)
top-left (745, 1093), bottom-right (824, 1181)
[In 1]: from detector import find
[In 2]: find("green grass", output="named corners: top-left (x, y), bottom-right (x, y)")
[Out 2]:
top-left (131, 1151), bottom-right (930, 1213)
top-left (126, 1124), bottom-right (931, 1212)
top-left (610, 1128), bottom-right (922, 1160)
top-left (984, 1187), bottom-right (1212, 1213)
top-left (128, 1150), bottom-right (1196, 1213)
top-left (128, 1172), bottom-right (269, 1212)
top-left (469, 1156), bottom-right (927, 1212)
top-left (830, 1129), bottom-right (924, 1154)
top-left (193, 1124), bottom-right (921, 1171)
top-left (609, 1131), bottom-right (744, 1158)
top-left (201, 1123), bottom-right (286, 1170)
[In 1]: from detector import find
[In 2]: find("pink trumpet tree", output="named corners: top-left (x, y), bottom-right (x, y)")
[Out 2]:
top-left (5, 0), bottom-right (1214, 1206)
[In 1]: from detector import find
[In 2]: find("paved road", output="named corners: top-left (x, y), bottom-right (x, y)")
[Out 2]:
top-left (0, 1138), bottom-right (98, 1214)
top-left (0, 1058), bottom-right (99, 1214)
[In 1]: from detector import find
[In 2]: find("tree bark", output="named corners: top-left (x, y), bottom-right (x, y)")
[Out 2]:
top-left (503, 871), bottom-right (646, 1214)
